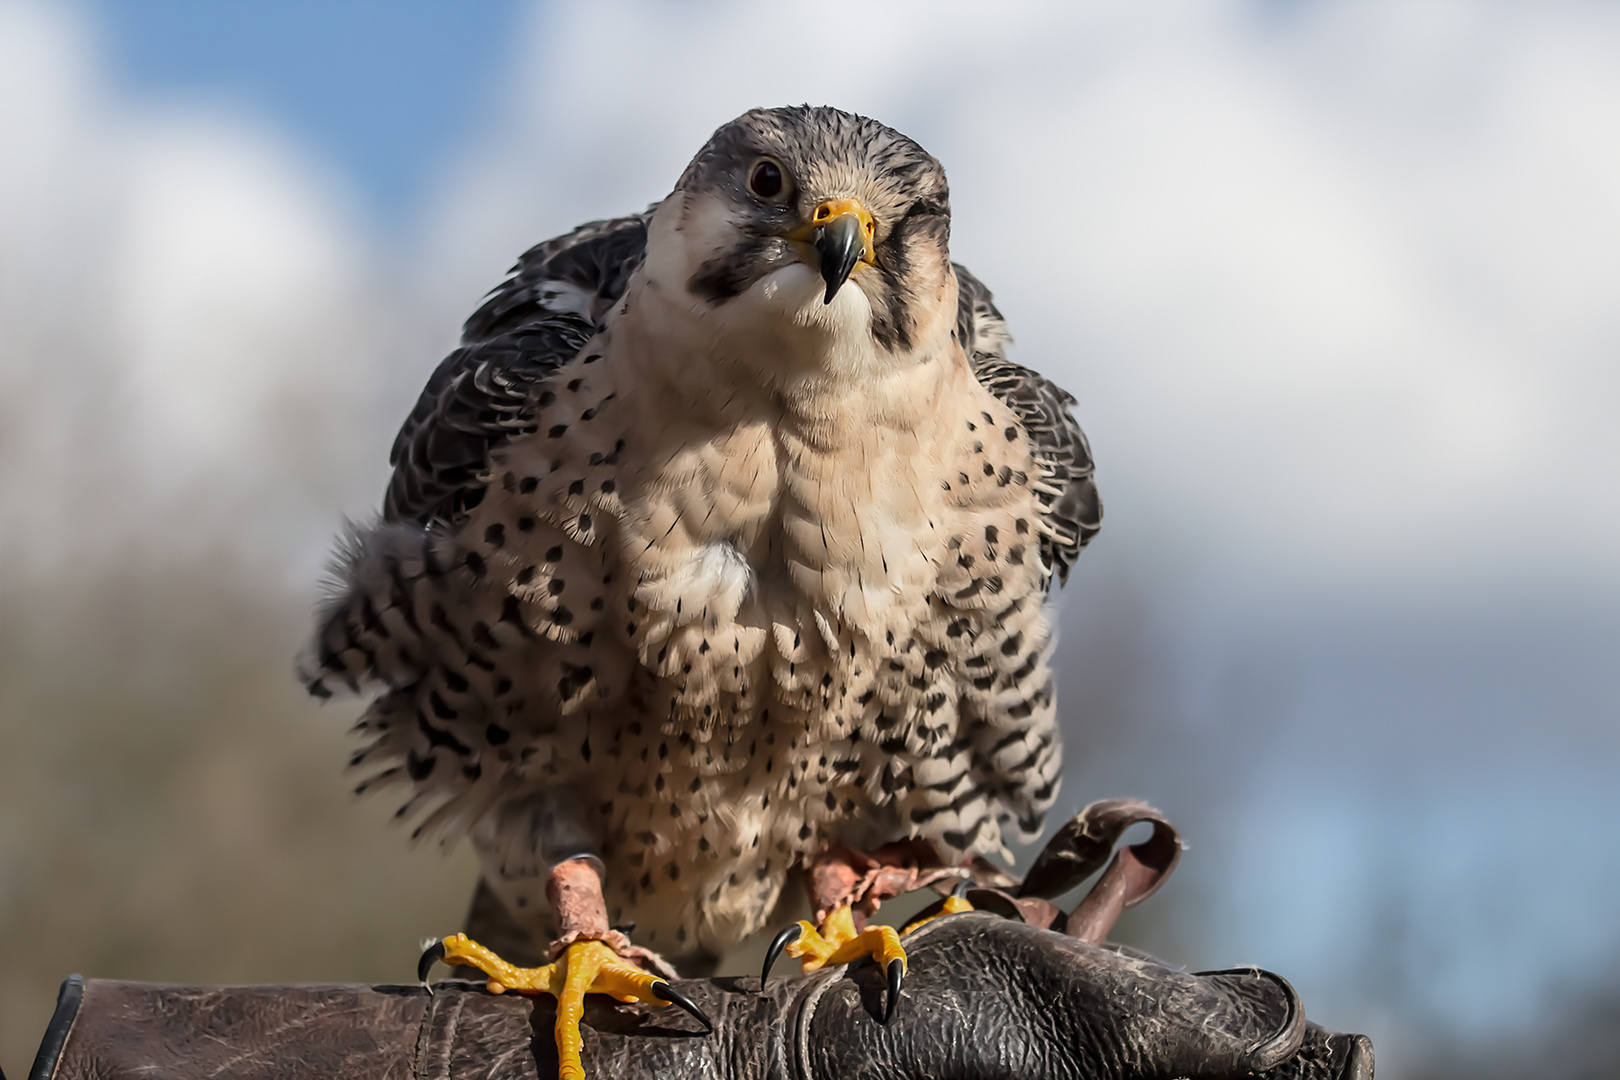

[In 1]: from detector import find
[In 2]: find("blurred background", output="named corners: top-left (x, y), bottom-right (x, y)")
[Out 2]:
top-left (1, 0), bottom-right (1617, 1075)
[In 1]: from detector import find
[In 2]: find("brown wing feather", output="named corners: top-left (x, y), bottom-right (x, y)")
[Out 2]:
top-left (384, 213), bottom-right (652, 526)
top-left (956, 263), bottom-right (1102, 583)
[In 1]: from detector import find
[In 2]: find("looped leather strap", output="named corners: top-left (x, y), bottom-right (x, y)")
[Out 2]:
top-left (1015, 799), bottom-right (1183, 945)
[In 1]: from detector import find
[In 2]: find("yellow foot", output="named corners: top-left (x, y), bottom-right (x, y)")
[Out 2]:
top-left (761, 903), bottom-right (912, 1021)
top-left (419, 933), bottom-right (710, 1080)
top-left (900, 892), bottom-right (974, 934)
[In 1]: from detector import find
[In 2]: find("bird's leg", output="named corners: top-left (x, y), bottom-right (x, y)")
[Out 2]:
top-left (419, 857), bottom-right (709, 1080)
top-left (761, 841), bottom-right (972, 1021)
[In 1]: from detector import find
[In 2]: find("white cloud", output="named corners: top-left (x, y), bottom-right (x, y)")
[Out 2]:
top-left (425, 0), bottom-right (1620, 603)
top-left (6, 0), bottom-right (1610, 653)
top-left (0, 0), bottom-right (395, 581)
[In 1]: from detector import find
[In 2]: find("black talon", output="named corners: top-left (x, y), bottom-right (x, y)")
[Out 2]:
top-left (760, 923), bottom-right (801, 988)
top-left (417, 940), bottom-right (446, 984)
top-left (652, 980), bottom-right (713, 1035)
top-left (884, 957), bottom-right (904, 1023)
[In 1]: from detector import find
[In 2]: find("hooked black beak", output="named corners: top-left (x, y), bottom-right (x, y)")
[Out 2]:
top-left (816, 213), bottom-right (866, 304)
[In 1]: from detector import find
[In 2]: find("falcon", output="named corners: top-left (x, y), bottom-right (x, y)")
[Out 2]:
top-left (302, 105), bottom-right (1100, 1077)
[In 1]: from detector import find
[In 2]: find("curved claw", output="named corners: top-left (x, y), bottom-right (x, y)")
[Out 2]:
top-left (884, 957), bottom-right (903, 1023)
top-left (417, 939), bottom-right (446, 984)
top-left (760, 923), bottom-right (802, 988)
top-left (652, 980), bottom-right (714, 1035)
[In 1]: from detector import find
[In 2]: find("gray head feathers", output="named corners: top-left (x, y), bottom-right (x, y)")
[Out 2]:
top-left (675, 105), bottom-right (954, 353)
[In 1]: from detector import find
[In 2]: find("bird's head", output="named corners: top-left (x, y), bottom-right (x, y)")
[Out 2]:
top-left (639, 106), bottom-right (958, 383)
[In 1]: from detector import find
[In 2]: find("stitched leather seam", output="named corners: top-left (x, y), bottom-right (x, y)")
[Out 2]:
top-left (790, 969), bottom-right (841, 1080)
top-left (413, 988), bottom-right (464, 1080)
top-left (27, 974), bottom-right (83, 1080)
top-left (412, 989), bottom-right (438, 1080)
top-left (1191, 967), bottom-right (1306, 1070)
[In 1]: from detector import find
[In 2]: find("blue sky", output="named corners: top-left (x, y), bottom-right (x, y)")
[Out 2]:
top-left (87, 0), bottom-right (523, 222)
top-left (5, 3), bottom-right (1619, 1072)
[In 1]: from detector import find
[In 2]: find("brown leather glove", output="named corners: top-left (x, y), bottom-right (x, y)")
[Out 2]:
top-left (22, 800), bottom-right (1373, 1080)
top-left (24, 915), bottom-right (1369, 1080)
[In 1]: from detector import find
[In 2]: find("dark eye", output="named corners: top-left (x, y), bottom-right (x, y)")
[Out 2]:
top-left (748, 159), bottom-right (784, 199)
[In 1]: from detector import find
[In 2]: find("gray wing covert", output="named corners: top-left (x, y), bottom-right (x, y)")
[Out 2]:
top-left (383, 315), bottom-right (594, 525)
top-left (955, 264), bottom-right (1102, 584)
top-left (384, 213), bottom-right (653, 526)
top-left (463, 211), bottom-right (652, 342)
top-left (306, 214), bottom-right (656, 822)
